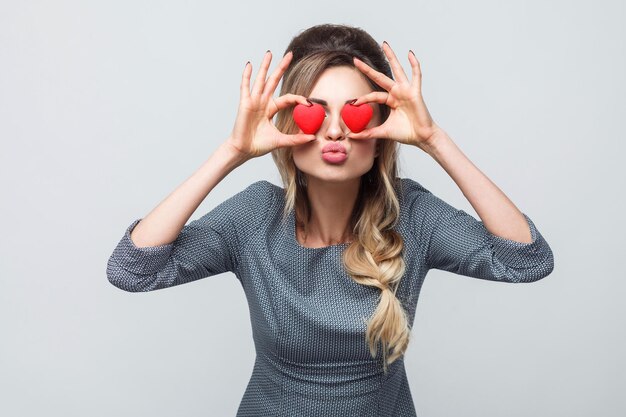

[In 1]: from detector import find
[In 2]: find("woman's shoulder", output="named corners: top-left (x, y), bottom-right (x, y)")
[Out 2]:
top-left (396, 176), bottom-right (450, 224)
top-left (203, 180), bottom-right (277, 230)
top-left (397, 176), bottom-right (433, 202)
top-left (239, 179), bottom-right (278, 200)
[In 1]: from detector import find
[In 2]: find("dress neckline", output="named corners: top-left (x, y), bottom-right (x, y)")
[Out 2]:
top-left (286, 209), bottom-right (351, 251)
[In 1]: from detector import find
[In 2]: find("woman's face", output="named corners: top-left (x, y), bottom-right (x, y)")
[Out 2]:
top-left (292, 65), bottom-right (381, 185)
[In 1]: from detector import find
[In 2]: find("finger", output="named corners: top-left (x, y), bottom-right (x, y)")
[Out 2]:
top-left (381, 41), bottom-right (409, 84)
top-left (262, 51), bottom-right (293, 102)
top-left (268, 93), bottom-right (310, 117)
top-left (351, 91), bottom-right (389, 107)
top-left (276, 132), bottom-right (317, 149)
top-left (353, 56), bottom-right (395, 92)
top-left (241, 60), bottom-right (252, 100)
top-left (407, 50), bottom-right (422, 93)
top-left (348, 125), bottom-right (386, 141)
top-left (251, 50), bottom-right (272, 97)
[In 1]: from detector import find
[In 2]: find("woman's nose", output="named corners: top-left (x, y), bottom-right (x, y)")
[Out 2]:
top-left (323, 111), bottom-right (349, 140)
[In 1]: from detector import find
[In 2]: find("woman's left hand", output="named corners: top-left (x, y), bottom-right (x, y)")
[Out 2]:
top-left (349, 41), bottom-right (444, 151)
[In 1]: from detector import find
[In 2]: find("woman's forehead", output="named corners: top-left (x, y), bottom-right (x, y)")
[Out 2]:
top-left (309, 67), bottom-right (374, 104)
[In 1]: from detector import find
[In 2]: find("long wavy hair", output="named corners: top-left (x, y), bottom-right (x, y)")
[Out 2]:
top-left (271, 24), bottom-right (410, 373)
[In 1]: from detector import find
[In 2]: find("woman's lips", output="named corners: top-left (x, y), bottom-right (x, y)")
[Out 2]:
top-left (322, 151), bottom-right (347, 163)
top-left (322, 143), bottom-right (347, 153)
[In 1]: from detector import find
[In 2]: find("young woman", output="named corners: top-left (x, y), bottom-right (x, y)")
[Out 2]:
top-left (107, 24), bottom-right (554, 417)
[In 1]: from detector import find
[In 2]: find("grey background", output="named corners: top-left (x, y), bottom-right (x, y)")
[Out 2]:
top-left (1, 1), bottom-right (623, 416)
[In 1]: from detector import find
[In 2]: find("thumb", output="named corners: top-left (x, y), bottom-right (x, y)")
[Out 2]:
top-left (297, 134), bottom-right (318, 144)
top-left (347, 130), bottom-right (370, 140)
top-left (276, 133), bottom-right (317, 149)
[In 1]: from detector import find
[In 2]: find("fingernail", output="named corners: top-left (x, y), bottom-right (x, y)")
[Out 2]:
top-left (306, 99), bottom-right (313, 106)
top-left (349, 98), bottom-right (358, 105)
top-left (409, 49), bottom-right (415, 57)
top-left (266, 49), bottom-right (271, 54)
top-left (382, 40), bottom-right (389, 47)
top-left (245, 61), bottom-right (250, 68)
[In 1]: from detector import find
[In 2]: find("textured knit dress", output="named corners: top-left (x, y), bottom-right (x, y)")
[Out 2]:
top-left (106, 177), bottom-right (554, 417)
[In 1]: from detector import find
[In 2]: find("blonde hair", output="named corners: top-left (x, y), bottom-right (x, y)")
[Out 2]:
top-left (271, 24), bottom-right (411, 373)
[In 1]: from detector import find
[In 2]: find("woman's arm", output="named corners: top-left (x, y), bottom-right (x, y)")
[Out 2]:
top-left (415, 129), bottom-right (554, 283)
top-left (106, 140), bottom-right (256, 292)
top-left (423, 128), bottom-right (533, 244)
top-left (106, 49), bottom-right (315, 292)
top-left (129, 140), bottom-right (248, 248)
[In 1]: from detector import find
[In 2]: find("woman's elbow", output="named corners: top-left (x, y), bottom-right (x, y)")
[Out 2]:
top-left (513, 253), bottom-right (555, 283)
top-left (106, 258), bottom-right (153, 292)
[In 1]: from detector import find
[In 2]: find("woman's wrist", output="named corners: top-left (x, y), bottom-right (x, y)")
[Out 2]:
top-left (221, 139), bottom-right (251, 166)
top-left (416, 124), bottom-right (451, 158)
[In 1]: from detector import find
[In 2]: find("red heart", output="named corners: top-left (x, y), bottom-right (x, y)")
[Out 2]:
top-left (292, 102), bottom-right (325, 134)
top-left (341, 102), bottom-right (373, 133)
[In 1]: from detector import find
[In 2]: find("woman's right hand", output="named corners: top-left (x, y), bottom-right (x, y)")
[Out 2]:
top-left (226, 50), bottom-right (317, 160)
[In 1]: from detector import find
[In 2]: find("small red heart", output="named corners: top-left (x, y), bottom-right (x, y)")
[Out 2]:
top-left (341, 102), bottom-right (373, 133)
top-left (292, 102), bottom-right (325, 134)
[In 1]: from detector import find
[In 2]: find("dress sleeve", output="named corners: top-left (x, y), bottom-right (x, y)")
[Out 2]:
top-left (106, 180), bottom-right (274, 292)
top-left (403, 178), bottom-right (554, 283)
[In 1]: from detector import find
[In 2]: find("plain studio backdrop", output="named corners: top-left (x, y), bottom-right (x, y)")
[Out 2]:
top-left (1, 1), bottom-right (623, 416)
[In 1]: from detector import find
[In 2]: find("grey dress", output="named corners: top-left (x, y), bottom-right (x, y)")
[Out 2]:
top-left (107, 178), bottom-right (554, 416)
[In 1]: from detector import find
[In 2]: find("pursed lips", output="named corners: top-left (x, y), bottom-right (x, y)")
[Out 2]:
top-left (322, 143), bottom-right (347, 153)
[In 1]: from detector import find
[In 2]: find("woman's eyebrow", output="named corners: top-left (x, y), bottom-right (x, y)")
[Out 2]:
top-left (307, 97), bottom-right (355, 106)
